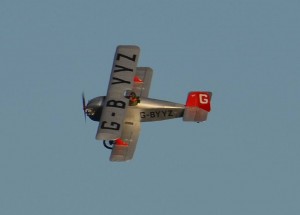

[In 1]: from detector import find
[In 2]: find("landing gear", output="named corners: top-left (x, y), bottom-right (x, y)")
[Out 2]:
top-left (103, 140), bottom-right (114, 150)
top-left (103, 138), bottom-right (129, 149)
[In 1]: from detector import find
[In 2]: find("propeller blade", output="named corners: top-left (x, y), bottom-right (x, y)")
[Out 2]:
top-left (82, 92), bottom-right (87, 122)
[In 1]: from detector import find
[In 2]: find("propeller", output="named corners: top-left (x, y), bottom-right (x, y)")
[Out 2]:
top-left (82, 92), bottom-right (87, 122)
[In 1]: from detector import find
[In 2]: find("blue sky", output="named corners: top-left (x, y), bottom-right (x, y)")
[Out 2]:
top-left (1, 0), bottom-right (299, 214)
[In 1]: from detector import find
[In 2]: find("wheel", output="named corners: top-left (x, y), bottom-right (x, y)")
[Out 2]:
top-left (103, 140), bottom-right (114, 150)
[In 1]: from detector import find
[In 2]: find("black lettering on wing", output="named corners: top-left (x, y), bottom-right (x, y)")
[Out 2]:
top-left (116, 53), bottom-right (137, 62)
top-left (111, 77), bottom-right (131, 85)
top-left (114, 65), bottom-right (133, 73)
top-left (107, 100), bottom-right (126, 109)
top-left (101, 121), bottom-right (120, 130)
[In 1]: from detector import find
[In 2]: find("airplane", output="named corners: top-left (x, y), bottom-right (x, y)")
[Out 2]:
top-left (82, 45), bottom-right (212, 162)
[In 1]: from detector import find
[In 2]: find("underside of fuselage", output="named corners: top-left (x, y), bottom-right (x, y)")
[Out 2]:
top-left (85, 96), bottom-right (185, 122)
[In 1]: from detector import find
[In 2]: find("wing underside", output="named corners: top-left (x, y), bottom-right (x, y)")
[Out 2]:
top-left (95, 46), bottom-right (152, 161)
top-left (96, 45), bottom-right (140, 140)
top-left (110, 109), bottom-right (141, 162)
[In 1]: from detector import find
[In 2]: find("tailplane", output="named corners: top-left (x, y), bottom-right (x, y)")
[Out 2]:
top-left (183, 91), bottom-right (212, 122)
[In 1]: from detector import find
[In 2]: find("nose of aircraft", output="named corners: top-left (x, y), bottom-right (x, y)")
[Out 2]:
top-left (81, 94), bottom-right (104, 122)
top-left (82, 93), bottom-right (95, 121)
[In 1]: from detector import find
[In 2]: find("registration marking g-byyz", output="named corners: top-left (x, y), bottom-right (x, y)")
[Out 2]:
top-left (100, 49), bottom-right (137, 131)
top-left (111, 51), bottom-right (137, 85)
top-left (140, 110), bottom-right (174, 119)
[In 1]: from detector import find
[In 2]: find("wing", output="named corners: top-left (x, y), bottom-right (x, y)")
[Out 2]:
top-left (133, 67), bottom-right (153, 98)
top-left (96, 45), bottom-right (140, 140)
top-left (110, 109), bottom-right (141, 162)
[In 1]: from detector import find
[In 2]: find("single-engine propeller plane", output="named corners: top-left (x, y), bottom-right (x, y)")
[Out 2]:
top-left (82, 45), bottom-right (212, 162)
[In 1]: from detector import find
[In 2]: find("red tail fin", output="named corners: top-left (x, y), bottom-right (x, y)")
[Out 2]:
top-left (183, 91), bottom-right (212, 122)
top-left (185, 91), bottom-right (212, 112)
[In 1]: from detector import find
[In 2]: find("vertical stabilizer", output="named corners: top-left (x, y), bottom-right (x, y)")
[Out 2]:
top-left (183, 91), bottom-right (212, 122)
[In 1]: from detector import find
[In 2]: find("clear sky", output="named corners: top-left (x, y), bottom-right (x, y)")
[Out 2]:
top-left (1, 0), bottom-right (299, 214)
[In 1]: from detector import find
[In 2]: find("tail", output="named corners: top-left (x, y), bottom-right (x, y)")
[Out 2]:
top-left (183, 91), bottom-right (212, 122)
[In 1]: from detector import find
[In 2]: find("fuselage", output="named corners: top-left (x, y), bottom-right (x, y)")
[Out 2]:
top-left (85, 96), bottom-right (185, 122)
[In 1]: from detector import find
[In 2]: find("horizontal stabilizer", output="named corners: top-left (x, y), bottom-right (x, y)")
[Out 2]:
top-left (183, 107), bottom-right (209, 122)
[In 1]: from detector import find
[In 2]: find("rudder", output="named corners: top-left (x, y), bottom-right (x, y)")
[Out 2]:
top-left (183, 91), bottom-right (212, 122)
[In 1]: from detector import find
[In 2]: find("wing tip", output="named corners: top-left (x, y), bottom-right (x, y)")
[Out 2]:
top-left (117, 45), bottom-right (140, 51)
top-left (110, 156), bottom-right (132, 162)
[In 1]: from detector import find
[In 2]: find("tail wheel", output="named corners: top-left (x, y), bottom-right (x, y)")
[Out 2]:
top-left (103, 140), bottom-right (114, 150)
